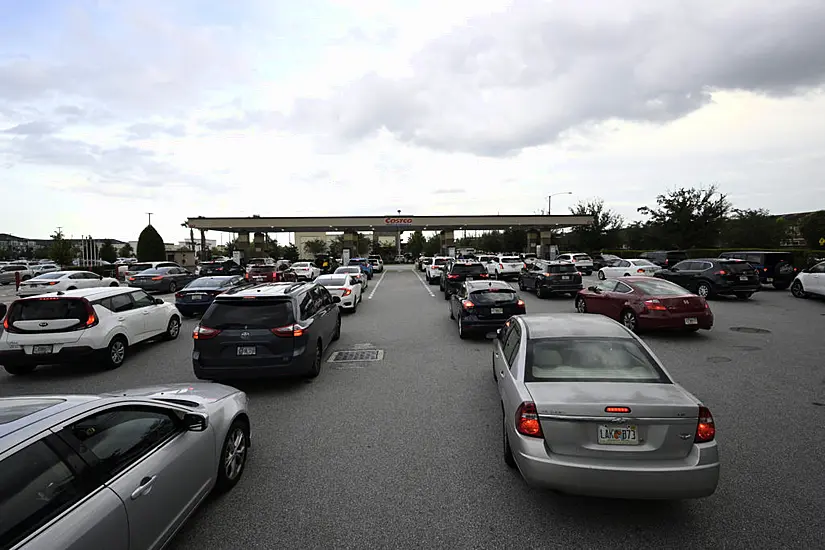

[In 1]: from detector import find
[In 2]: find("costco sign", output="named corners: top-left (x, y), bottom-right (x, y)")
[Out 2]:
top-left (384, 217), bottom-right (413, 225)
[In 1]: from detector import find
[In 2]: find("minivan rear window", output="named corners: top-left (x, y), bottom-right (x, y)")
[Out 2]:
top-left (203, 300), bottom-right (293, 329)
top-left (573, 254), bottom-right (591, 261)
top-left (8, 299), bottom-right (87, 324)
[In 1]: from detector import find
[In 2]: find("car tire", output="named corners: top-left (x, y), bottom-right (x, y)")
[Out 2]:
top-left (164, 316), bottom-right (181, 340)
top-left (458, 316), bottom-right (467, 339)
top-left (351, 299), bottom-right (358, 313)
top-left (535, 283), bottom-right (545, 299)
top-left (585, 270), bottom-right (592, 276)
top-left (109, 282), bottom-right (119, 287)
top-left (102, 336), bottom-right (128, 369)
top-left (620, 309), bottom-right (638, 332)
top-left (168, 281), bottom-right (177, 293)
top-left (214, 418), bottom-right (250, 493)
top-left (735, 292), bottom-right (753, 300)
top-left (306, 341), bottom-right (323, 378)
top-left (695, 281), bottom-right (712, 298)
top-left (575, 296), bottom-right (587, 313)
top-left (518, 278), bottom-right (526, 291)
top-left (449, 302), bottom-right (455, 319)
top-left (597, 270), bottom-right (606, 280)
top-left (66, 286), bottom-right (76, 291)
top-left (791, 280), bottom-right (807, 298)
top-left (503, 409), bottom-right (516, 469)
top-left (332, 315), bottom-right (341, 341)
top-left (443, 290), bottom-right (450, 300)
top-left (3, 364), bottom-right (36, 376)
top-left (21, 275), bottom-right (30, 281)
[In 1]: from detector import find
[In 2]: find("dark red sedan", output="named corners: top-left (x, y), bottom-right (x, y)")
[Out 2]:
top-left (574, 276), bottom-right (712, 332)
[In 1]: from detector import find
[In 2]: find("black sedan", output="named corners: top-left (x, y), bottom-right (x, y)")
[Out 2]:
top-left (654, 258), bottom-right (760, 299)
top-left (448, 280), bottom-right (525, 339)
top-left (175, 276), bottom-right (245, 317)
top-left (128, 266), bottom-right (197, 293)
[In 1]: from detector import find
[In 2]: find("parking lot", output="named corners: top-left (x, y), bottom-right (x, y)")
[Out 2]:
top-left (1, 267), bottom-right (824, 549)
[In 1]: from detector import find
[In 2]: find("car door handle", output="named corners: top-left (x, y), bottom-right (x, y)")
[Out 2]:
top-left (130, 475), bottom-right (157, 500)
top-left (117, 316), bottom-right (125, 321)
top-left (499, 371), bottom-right (505, 377)
top-left (493, 352), bottom-right (500, 357)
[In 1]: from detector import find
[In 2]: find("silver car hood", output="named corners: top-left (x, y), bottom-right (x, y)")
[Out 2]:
top-left (102, 382), bottom-right (241, 408)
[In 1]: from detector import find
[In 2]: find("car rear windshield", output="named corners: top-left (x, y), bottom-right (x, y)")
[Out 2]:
top-left (526, 338), bottom-right (669, 383)
top-left (249, 266), bottom-right (275, 272)
top-left (249, 258), bottom-right (269, 264)
top-left (0, 399), bottom-right (65, 425)
top-left (501, 257), bottom-right (520, 263)
top-left (549, 264), bottom-right (577, 274)
top-left (203, 300), bottom-right (293, 329)
top-left (186, 278), bottom-right (229, 289)
top-left (633, 259), bottom-right (656, 266)
top-left (630, 279), bottom-right (690, 296)
top-left (8, 299), bottom-right (87, 324)
top-left (452, 263), bottom-right (485, 274)
top-left (137, 268), bottom-right (167, 275)
top-left (434, 258), bottom-right (449, 266)
top-left (130, 263), bottom-right (154, 272)
top-left (722, 261), bottom-right (754, 273)
top-left (32, 273), bottom-right (65, 280)
top-left (335, 267), bottom-right (360, 274)
top-left (318, 277), bottom-right (347, 286)
top-left (573, 254), bottom-right (591, 261)
top-left (293, 263), bottom-right (311, 268)
top-left (470, 289), bottom-right (517, 304)
top-left (667, 252), bottom-right (688, 260)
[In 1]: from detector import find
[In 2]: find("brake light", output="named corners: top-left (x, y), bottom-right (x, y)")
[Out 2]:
top-left (695, 406), bottom-right (715, 442)
top-left (193, 325), bottom-right (221, 340)
top-left (499, 263), bottom-right (504, 269)
top-left (716, 270), bottom-right (727, 276)
top-left (763, 267), bottom-right (768, 272)
top-left (605, 406), bottom-right (631, 413)
top-left (128, 277), bottom-right (135, 281)
top-left (644, 299), bottom-right (667, 311)
top-left (82, 299), bottom-right (98, 328)
top-left (2, 316), bottom-right (9, 331)
top-left (462, 300), bottom-right (474, 310)
top-left (703, 299), bottom-right (709, 309)
top-left (342, 288), bottom-right (352, 296)
top-left (151, 276), bottom-right (163, 281)
top-left (636, 269), bottom-right (645, 274)
top-left (244, 273), bottom-right (249, 279)
top-left (48, 281), bottom-right (58, 285)
top-left (175, 292), bottom-right (183, 299)
top-left (448, 274), bottom-right (459, 279)
top-left (478, 273), bottom-right (489, 278)
top-left (272, 324), bottom-right (306, 337)
top-left (515, 402), bottom-right (543, 437)
top-left (517, 299), bottom-right (525, 308)
top-left (543, 272), bottom-right (552, 277)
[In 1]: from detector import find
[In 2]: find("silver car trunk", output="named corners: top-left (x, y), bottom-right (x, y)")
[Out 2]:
top-left (526, 382), bottom-right (699, 460)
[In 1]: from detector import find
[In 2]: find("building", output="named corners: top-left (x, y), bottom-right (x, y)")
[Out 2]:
top-left (177, 238), bottom-right (217, 253)
top-left (0, 233), bottom-right (127, 256)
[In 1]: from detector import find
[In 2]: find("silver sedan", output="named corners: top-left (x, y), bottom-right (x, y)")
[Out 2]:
top-left (493, 313), bottom-right (719, 499)
top-left (0, 383), bottom-right (250, 549)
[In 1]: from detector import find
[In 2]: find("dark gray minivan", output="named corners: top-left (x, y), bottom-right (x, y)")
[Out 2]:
top-left (192, 282), bottom-right (341, 381)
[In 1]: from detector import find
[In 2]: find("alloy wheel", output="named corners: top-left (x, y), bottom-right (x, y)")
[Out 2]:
top-left (696, 284), bottom-right (710, 298)
top-left (576, 297), bottom-right (587, 313)
top-left (223, 427), bottom-right (247, 480)
top-left (791, 281), bottom-right (806, 298)
top-left (622, 311), bottom-right (636, 331)
top-left (110, 340), bottom-right (126, 365)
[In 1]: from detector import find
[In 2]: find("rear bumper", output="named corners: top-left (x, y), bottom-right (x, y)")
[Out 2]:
top-left (513, 437), bottom-right (720, 499)
top-left (713, 283), bottom-right (761, 295)
top-left (192, 350), bottom-right (312, 380)
top-left (639, 310), bottom-right (713, 330)
top-left (17, 287), bottom-right (55, 297)
top-left (539, 283), bottom-right (583, 294)
top-left (459, 316), bottom-right (510, 332)
top-left (0, 346), bottom-right (98, 366)
top-left (129, 281), bottom-right (165, 291)
top-left (175, 302), bottom-right (213, 315)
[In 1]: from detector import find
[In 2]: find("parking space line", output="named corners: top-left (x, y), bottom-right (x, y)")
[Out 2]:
top-left (412, 269), bottom-right (435, 297)
top-left (368, 270), bottom-right (388, 300)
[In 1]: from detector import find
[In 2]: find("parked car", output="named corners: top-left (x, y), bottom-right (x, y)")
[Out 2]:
top-left (597, 258), bottom-right (660, 280)
top-left (556, 253), bottom-right (594, 275)
top-left (122, 261), bottom-right (181, 280)
top-left (448, 280), bottom-right (525, 338)
top-left (368, 255), bottom-right (385, 273)
top-left (790, 260), bottom-right (825, 299)
top-left (348, 258), bottom-right (374, 279)
top-left (639, 250), bottom-right (689, 269)
top-left (0, 287), bottom-right (181, 374)
top-left (316, 273), bottom-right (362, 311)
top-left (30, 263), bottom-right (60, 276)
top-left (290, 261), bottom-right (322, 281)
top-left (654, 258), bottom-right (760, 299)
top-left (485, 255), bottom-right (523, 280)
top-left (441, 261), bottom-right (490, 299)
top-left (247, 257), bottom-right (276, 269)
top-left (518, 260), bottom-right (583, 298)
top-left (417, 257), bottom-right (433, 272)
top-left (198, 260), bottom-right (245, 277)
top-left (425, 257), bottom-right (450, 284)
top-left (314, 254), bottom-right (338, 275)
top-left (17, 271), bottom-right (120, 297)
top-left (175, 275), bottom-right (245, 317)
top-left (245, 264), bottom-right (281, 283)
top-left (192, 282), bottom-right (341, 381)
top-left (494, 313), bottom-right (719, 499)
top-left (575, 276), bottom-right (712, 332)
top-left (0, 264), bottom-right (32, 285)
top-left (334, 266), bottom-right (368, 289)
top-left (0, 383), bottom-right (250, 550)
top-left (591, 253), bottom-right (623, 271)
top-left (128, 266), bottom-right (197, 294)
top-left (718, 251), bottom-right (798, 289)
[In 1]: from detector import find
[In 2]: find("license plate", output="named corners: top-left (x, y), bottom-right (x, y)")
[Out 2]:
top-left (598, 425), bottom-right (639, 445)
top-left (236, 346), bottom-right (256, 356)
top-left (561, 275), bottom-right (570, 280)
top-left (189, 294), bottom-right (203, 301)
top-left (766, 277), bottom-right (773, 282)
top-left (491, 307), bottom-right (503, 314)
top-left (685, 317), bottom-right (698, 325)
top-left (32, 344), bottom-right (53, 355)
top-left (739, 276), bottom-right (748, 281)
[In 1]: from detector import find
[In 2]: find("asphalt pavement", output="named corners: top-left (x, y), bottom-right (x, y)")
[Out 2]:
top-left (2, 268), bottom-right (824, 549)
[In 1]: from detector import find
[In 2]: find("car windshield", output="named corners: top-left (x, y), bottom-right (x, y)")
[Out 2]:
top-left (32, 273), bottom-right (65, 280)
top-left (632, 259), bottom-right (656, 266)
top-left (434, 258), bottom-right (449, 266)
top-left (631, 279), bottom-right (690, 296)
top-left (469, 288), bottom-right (517, 304)
top-left (186, 277), bottom-right (231, 289)
top-left (526, 338), bottom-right (669, 383)
top-left (573, 254), bottom-right (591, 261)
top-left (130, 263), bottom-right (154, 272)
top-left (501, 257), bottom-right (520, 263)
top-left (318, 276), bottom-right (347, 286)
top-left (203, 300), bottom-right (293, 329)
top-left (452, 263), bottom-right (486, 274)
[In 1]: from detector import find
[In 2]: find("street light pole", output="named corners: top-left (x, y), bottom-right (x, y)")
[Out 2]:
top-left (547, 191), bottom-right (572, 215)
top-left (396, 209), bottom-right (402, 258)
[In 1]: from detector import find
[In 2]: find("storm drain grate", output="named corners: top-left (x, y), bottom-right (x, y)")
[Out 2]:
top-left (328, 349), bottom-right (384, 363)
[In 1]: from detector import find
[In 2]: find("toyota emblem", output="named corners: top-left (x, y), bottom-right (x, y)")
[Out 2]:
top-left (240, 331), bottom-right (250, 340)
top-left (38, 322), bottom-right (48, 327)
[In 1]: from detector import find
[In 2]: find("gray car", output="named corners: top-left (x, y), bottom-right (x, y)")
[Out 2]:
top-left (0, 383), bottom-right (250, 550)
top-left (494, 313), bottom-right (719, 499)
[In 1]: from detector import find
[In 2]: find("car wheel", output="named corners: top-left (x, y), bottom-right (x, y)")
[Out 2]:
top-left (621, 310), bottom-right (638, 332)
top-left (109, 281), bottom-right (120, 287)
top-left (168, 281), bottom-right (177, 293)
top-left (575, 296), bottom-right (587, 313)
top-left (735, 292), bottom-right (753, 300)
top-left (351, 299), bottom-right (358, 313)
top-left (791, 280), bottom-right (807, 298)
top-left (443, 289), bottom-right (450, 300)
top-left (332, 315), bottom-right (341, 341)
top-left (164, 316), bottom-right (181, 340)
top-left (695, 282), bottom-right (712, 298)
top-left (21, 275), bottom-right (30, 281)
top-left (503, 409), bottom-right (516, 468)
top-left (3, 364), bottom-right (36, 376)
top-left (518, 278), bottom-right (526, 290)
top-left (449, 302), bottom-right (455, 319)
top-left (306, 341), bottom-right (322, 378)
top-left (458, 316), bottom-right (467, 339)
top-left (535, 283), bottom-right (545, 299)
top-left (214, 419), bottom-right (249, 493)
top-left (102, 336), bottom-right (128, 369)
top-left (597, 270), bottom-right (606, 280)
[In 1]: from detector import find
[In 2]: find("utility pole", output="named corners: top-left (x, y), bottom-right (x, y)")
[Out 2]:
top-left (396, 209), bottom-right (402, 258)
top-left (147, 212), bottom-right (153, 225)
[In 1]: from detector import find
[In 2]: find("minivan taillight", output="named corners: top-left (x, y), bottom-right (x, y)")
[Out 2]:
top-left (193, 326), bottom-right (221, 340)
top-left (695, 406), bottom-right (715, 443)
top-left (272, 323), bottom-right (307, 337)
top-left (515, 402), bottom-right (543, 437)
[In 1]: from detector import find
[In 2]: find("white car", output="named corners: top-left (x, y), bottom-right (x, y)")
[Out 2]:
top-left (426, 257), bottom-right (450, 284)
top-left (30, 263), bottom-right (60, 275)
top-left (368, 255), bottom-right (385, 272)
top-left (316, 273), bottom-right (363, 311)
top-left (486, 255), bottom-right (524, 280)
top-left (17, 270), bottom-right (120, 297)
top-left (791, 261), bottom-right (825, 299)
top-left (334, 266), bottom-right (368, 289)
top-left (0, 264), bottom-right (33, 285)
top-left (556, 253), bottom-right (595, 275)
top-left (597, 259), bottom-right (661, 280)
top-left (0, 287), bottom-right (182, 375)
top-left (290, 262), bottom-right (321, 280)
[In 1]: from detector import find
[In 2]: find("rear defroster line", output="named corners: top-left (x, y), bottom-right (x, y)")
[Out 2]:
top-left (412, 269), bottom-right (435, 298)
top-left (368, 270), bottom-right (388, 300)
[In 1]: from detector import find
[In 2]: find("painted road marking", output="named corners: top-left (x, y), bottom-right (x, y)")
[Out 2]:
top-left (413, 269), bottom-right (435, 297)
top-left (368, 270), bottom-right (388, 300)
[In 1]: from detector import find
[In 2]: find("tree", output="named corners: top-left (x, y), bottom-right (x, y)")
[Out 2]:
top-left (479, 231), bottom-right (504, 253)
top-left (637, 185), bottom-right (731, 248)
top-left (406, 231), bottom-right (426, 257)
top-left (569, 198), bottom-right (624, 252)
top-left (724, 209), bottom-right (788, 248)
top-left (49, 230), bottom-right (76, 266)
top-left (501, 228), bottom-right (527, 253)
top-left (303, 238), bottom-right (328, 256)
top-left (99, 240), bottom-right (118, 263)
top-left (423, 234), bottom-right (441, 256)
top-left (119, 243), bottom-right (134, 257)
top-left (267, 241), bottom-right (282, 259)
top-left (799, 210), bottom-right (825, 250)
top-left (282, 244), bottom-right (300, 262)
top-left (136, 225), bottom-right (166, 261)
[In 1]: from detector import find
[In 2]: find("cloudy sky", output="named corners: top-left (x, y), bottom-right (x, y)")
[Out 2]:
top-left (2, 0), bottom-right (825, 244)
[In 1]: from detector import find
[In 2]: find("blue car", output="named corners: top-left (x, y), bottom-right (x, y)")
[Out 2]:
top-left (175, 275), bottom-right (244, 317)
top-left (348, 258), bottom-right (374, 280)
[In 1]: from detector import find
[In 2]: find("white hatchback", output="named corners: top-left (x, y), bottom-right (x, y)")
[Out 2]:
top-left (17, 270), bottom-right (120, 297)
top-left (556, 253), bottom-right (595, 275)
top-left (0, 287), bottom-right (181, 375)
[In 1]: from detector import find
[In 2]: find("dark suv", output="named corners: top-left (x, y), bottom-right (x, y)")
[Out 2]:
top-left (192, 282), bottom-right (342, 381)
top-left (441, 261), bottom-right (490, 299)
top-left (199, 260), bottom-right (245, 276)
top-left (639, 250), bottom-right (689, 269)
top-left (718, 251), bottom-right (797, 289)
top-left (654, 258), bottom-right (760, 299)
top-left (518, 260), bottom-right (583, 298)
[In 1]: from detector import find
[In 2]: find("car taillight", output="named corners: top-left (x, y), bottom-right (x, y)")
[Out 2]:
top-left (695, 406), bottom-right (715, 442)
top-left (763, 267), bottom-right (768, 272)
top-left (499, 263), bottom-right (504, 269)
top-left (342, 288), bottom-right (352, 296)
top-left (637, 269), bottom-right (645, 274)
top-left (448, 274), bottom-right (459, 279)
top-left (82, 299), bottom-right (98, 328)
top-left (151, 276), bottom-right (163, 280)
top-left (478, 273), bottom-right (489, 278)
top-left (462, 300), bottom-right (474, 310)
top-left (515, 402), bottom-right (543, 437)
top-left (128, 277), bottom-right (135, 281)
top-left (272, 323), bottom-right (306, 337)
top-left (193, 325), bottom-right (221, 340)
top-left (703, 299), bottom-right (709, 309)
top-left (175, 292), bottom-right (183, 299)
top-left (2, 316), bottom-right (9, 331)
top-left (245, 273), bottom-right (249, 279)
top-left (644, 299), bottom-right (667, 311)
top-left (517, 299), bottom-right (525, 308)
top-left (605, 406), bottom-right (631, 413)
top-left (716, 270), bottom-right (727, 276)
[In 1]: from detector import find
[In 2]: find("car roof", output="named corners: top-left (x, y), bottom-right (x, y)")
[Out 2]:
top-left (520, 313), bottom-right (632, 339)
top-left (14, 286), bottom-right (136, 301)
top-left (721, 251), bottom-right (790, 255)
top-left (216, 282), bottom-right (311, 299)
top-left (0, 395), bottom-right (100, 441)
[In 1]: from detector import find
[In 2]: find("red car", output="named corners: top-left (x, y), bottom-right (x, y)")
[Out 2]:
top-left (574, 276), bottom-right (712, 332)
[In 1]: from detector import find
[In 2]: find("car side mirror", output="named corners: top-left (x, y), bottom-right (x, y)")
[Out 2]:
top-left (333, 296), bottom-right (341, 303)
top-left (183, 413), bottom-right (209, 432)
top-left (587, 286), bottom-right (598, 292)
top-left (0, 303), bottom-right (6, 320)
top-left (154, 298), bottom-right (165, 305)
top-left (669, 267), bottom-right (678, 272)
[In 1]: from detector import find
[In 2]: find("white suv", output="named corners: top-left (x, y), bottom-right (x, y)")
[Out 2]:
top-left (425, 257), bottom-right (450, 284)
top-left (487, 255), bottom-right (524, 280)
top-left (368, 255), bottom-right (385, 272)
top-left (0, 287), bottom-right (181, 375)
top-left (556, 253), bottom-right (594, 275)
top-left (791, 261), bottom-right (825, 299)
